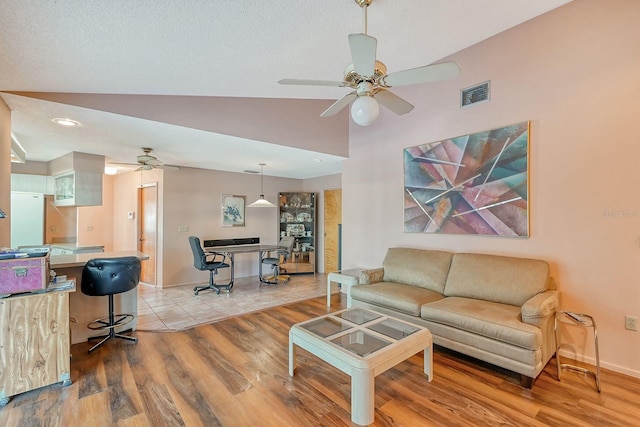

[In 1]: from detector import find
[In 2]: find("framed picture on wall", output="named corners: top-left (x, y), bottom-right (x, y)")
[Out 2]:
top-left (221, 194), bottom-right (246, 227)
top-left (403, 121), bottom-right (530, 237)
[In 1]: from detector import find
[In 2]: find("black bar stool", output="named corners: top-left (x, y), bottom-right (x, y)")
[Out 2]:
top-left (81, 256), bottom-right (141, 353)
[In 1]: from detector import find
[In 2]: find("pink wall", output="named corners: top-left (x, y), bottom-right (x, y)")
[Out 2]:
top-left (159, 167), bottom-right (302, 286)
top-left (343, 0), bottom-right (640, 377)
top-left (0, 99), bottom-right (10, 247)
top-left (44, 196), bottom-right (77, 243)
top-left (111, 166), bottom-right (303, 286)
top-left (77, 174), bottom-right (115, 251)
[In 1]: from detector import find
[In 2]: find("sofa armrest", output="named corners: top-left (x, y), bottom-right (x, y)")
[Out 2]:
top-left (521, 290), bottom-right (559, 324)
top-left (359, 268), bottom-right (384, 285)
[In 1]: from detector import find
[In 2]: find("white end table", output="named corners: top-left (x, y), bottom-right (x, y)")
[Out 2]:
top-left (326, 268), bottom-right (363, 307)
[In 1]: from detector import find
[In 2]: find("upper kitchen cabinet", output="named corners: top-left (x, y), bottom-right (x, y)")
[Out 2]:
top-left (54, 171), bottom-right (102, 206)
top-left (11, 174), bottom-right (55, 194)
top-left (49, 152), bottom-right (104, 207)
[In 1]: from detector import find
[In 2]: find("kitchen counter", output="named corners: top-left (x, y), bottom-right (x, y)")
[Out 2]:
top-left (18, 243), bottom-right (106, 256)
top-left (50, 250), bottom-right (147, 269)
top-left (49, 243), bottom-right (105, 255)
top-left (51, 251), bottom-right (149, 345)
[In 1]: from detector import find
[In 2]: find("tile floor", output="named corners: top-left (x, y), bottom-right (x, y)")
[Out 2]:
top-left (137, 273), bottom-right (334, 332)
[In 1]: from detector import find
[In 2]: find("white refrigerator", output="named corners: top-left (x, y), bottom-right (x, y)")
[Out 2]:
top-left (10, 191), bottom-right (45, 248)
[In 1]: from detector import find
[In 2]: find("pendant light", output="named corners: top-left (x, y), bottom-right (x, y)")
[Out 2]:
top-left (247, 163), bottom-right (275, 208)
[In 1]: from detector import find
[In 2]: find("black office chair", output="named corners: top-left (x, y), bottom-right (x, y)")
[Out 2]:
top-left (189, 236), bottom-right (231, 295)
top-left (261, 236), bottom-right (295, 285)
top-left (81, 256), bottom-right (141, 353)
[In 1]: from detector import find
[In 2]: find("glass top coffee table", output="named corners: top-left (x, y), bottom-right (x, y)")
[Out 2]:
top-left (289, 308), bottom-right (433, 425)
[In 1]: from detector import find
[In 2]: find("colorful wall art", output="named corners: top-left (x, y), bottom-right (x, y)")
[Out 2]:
top-left (403, 121), bottom-right (529, 237)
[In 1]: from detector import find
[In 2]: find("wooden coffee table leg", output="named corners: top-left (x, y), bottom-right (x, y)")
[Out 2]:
top-left (424, 345), bottom-right (433, 381)
top-left (351, 367), bottom-right (375, 425)
top-left (288, 333), bottom-right (296, 376)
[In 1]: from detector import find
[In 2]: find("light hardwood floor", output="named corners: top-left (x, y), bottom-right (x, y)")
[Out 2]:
top-left (1, 276), bottom-right (638, 426)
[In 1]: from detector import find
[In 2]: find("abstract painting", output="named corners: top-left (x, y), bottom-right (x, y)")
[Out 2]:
top-left (403, 122), bottom-right (529, 237)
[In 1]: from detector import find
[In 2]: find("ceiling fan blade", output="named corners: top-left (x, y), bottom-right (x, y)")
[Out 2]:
top-left (278, 79), bottom-right (348, 87)
top-left (158, 165), bottom-right (180, 171)
top-left (382, 61), bottom-right (460, 87)
top-left (349, 33), bottom-right (377, 77)
top-left (374, 89), bottom-right (414, 115)
top-left (109, 161), bottom-right (139, 166)
top-left (320, 92), bottom-right (357, 117)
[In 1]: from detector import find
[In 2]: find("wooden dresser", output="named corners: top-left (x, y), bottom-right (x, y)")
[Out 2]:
top-left (0, 283), bottom-right (74, 406)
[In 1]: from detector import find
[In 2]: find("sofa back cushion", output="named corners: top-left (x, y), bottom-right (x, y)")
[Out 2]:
top-left (382, 248), bottom-right (453, 293)
top-left (444, 253), bottom-right (550, 306)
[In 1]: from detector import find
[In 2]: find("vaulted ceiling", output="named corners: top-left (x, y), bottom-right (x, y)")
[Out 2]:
top-left (0, 0), bottom-right (572, 178)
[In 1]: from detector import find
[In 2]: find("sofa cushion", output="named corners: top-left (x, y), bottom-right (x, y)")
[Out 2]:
top-left (382, 248), bottom-right (453, 293)
top-left (421, 297), bottom-right (542, 350)
top-left (444, 253), bottom-right (550, 306)
top-left (350, 282), bottom-right (444, 317)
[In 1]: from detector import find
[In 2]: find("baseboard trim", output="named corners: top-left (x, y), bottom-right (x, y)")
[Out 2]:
top-left (558, 349), bottom-right (640, 379)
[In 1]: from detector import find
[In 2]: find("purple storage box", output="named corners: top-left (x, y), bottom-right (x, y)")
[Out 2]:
top-left (0, 256), bottom-right (49, 294)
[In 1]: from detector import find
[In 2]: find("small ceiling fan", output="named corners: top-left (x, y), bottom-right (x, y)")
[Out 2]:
top-left (112, 147), bottom-right (180, 171)
top-left (278, 0), bottom-right (460, 126)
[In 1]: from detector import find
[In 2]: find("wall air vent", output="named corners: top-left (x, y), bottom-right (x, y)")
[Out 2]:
top-left (461, 81), bottom-right (490, 107)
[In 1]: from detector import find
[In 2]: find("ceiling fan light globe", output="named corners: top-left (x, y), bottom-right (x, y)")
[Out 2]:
top-left (351, 95), bottom-right (379, 126)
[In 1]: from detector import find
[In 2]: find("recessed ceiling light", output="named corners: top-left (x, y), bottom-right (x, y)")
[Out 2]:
top-left (52, 118), bottom-right (80, 127)
top-left (104, 166), bottom-right (118, 175)
top-left (313, 159), bottom-right (323, 163)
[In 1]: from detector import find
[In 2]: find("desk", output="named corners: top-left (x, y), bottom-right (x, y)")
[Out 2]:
top-left (207, 244), bottom-right (285, 288)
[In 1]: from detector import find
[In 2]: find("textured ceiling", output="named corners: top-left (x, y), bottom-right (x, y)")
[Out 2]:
top-left (0, 0), bottom-right (572, 178)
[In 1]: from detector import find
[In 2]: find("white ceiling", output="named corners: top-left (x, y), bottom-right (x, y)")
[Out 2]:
top-left (0, 0), bottom-right (572, 178)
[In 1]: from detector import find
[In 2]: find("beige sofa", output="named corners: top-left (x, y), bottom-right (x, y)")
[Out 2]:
top-left (349, 247), bottom-right (558, 387)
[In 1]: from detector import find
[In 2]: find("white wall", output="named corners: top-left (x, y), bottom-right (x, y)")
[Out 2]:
top-left (343, 0), bottom-right (640, 378)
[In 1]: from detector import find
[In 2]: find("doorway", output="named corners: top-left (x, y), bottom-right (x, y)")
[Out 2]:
top-left (323, 188), bottom-right (342, 273)
top-left (138, 184), bottom-right (157, 285)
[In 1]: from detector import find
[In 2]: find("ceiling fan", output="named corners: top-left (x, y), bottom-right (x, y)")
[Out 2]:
top-left (278, 0), bottom-right (460, 126)
top-left (112, 147), bottom-right (180, 171)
